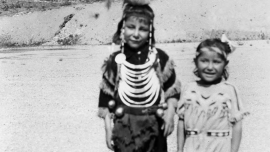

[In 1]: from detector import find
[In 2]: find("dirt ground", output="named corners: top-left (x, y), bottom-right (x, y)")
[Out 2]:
top-left (0, 41), bottom-right (269, 152)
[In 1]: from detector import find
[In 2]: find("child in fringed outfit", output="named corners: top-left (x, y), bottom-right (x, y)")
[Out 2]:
top-left (177, 35), bottom-right (250, 152)
top-left (98, 0), bottom-right (181, 152)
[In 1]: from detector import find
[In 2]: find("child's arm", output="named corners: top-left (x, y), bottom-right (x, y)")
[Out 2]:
top-left (162, 69), bottom-right (181, 137)
top-left (104, 113), bottom-right (114, 150)
top-left (177, 119), bottom-right (185, 152)
top-left (226, 82), bottom-right (249, 152)
top-left (162, 98), bottom-right (177, 136)
top-left (155, 50), bottom-right (181, 136)
top-left (98, 54), bottom-right (117, 150)
top-left (231, 120), bottom-right (243, 152)
top-left (98, 92), bottom-right (114, 150)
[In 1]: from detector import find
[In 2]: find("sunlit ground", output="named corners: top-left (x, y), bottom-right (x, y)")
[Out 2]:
top-left (0, 41), bottom-right (269, 152)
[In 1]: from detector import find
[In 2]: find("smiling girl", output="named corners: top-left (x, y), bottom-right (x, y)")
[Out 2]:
top-left (177, 35), bottom-right (249, 152)
top-left (98, 1), bottom-right (181, 152)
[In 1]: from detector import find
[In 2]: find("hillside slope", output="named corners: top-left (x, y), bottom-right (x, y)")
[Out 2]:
top-left (0, 0), bottom-right (269, 47)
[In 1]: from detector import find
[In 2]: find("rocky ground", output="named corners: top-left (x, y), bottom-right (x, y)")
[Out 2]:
top-left (0, 41), bottom-right (269, 152)
top-left (1, 0), bottom-right (270, 47)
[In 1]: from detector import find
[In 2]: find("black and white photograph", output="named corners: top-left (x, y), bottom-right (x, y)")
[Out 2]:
top-left (0, 0), bottom-right (269, 152)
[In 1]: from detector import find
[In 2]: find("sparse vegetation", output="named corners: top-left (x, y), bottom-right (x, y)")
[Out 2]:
top-left (57, 34), bottom-right (81, 45)
top-left (0, 0), bottom-right (269, 48)
top-left (0, 0), bottom-right (107, 16)
top-left (0, 34), bottom-right (48, 47)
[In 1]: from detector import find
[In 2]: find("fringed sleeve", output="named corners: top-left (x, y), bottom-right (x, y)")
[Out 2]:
top-left (99, 53), bottom-right (118, 96)
top-left (225, 82), bottom-right (250, 124)
top-left (156, 48), bottom-right (181, 105)
top-left (163, 69), bottom-right (181, 100)
top-left (98, 52), bottom-right (119, 119)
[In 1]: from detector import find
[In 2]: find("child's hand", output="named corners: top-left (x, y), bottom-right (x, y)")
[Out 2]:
top-left (162, 108), bottom-right (175, 136)
top-left (105, 127), bottom-right (114, 150)
top-left (161, 100), bottom-right (176, 137)
top-left (104, 113), bottom-right (114, 151)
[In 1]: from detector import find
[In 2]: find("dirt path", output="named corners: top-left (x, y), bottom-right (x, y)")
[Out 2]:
top-left (0, 42), bottom-right (269, 152)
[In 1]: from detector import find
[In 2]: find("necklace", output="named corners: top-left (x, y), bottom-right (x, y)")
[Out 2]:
top-left (115, 48), bottom-right (160, 108)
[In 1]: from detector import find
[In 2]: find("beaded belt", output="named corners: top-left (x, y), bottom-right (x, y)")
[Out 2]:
top-left (121, 106), bottom-right (159, 115)
top-left (207, 131), bottom-right (230, 137)
top-left (186, 130), bottom-right (230, 137)
top-left (108, 100), bottom-right (168, 118)
top-left (112, 103), bottom-right (168, 118)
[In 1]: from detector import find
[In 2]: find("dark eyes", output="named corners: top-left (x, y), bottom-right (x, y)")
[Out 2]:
top-left (213, 60), bottom-right (222, 64)
top-left (141, 28), bottom-right (149, 31)
top-left (199, 59), bottom-right (207, 62)
top-left (126, 25), bottom-right (135, 29)
top-left (199, 59), bottom-right (222, 63)
top-left (126, 25), bottom-right (149, 31)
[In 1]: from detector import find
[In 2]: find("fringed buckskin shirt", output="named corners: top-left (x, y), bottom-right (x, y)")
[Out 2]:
top-left (98, 44), bottom-right (181, 118)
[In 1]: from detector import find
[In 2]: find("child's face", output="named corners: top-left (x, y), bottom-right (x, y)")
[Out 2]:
top-left (196, 47), bottom-right (227, 83)
top-left (124, 16), bottom-right (150, 49)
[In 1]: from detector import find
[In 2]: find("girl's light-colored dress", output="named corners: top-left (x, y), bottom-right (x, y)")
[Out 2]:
top-left (177, 81), bottom-right (249, 152)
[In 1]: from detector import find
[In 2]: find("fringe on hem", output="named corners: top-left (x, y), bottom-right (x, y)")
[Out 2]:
top-left (164, 78), bottom-right (181, 100)
top-left (229, 111), bottom-right (250, 124)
